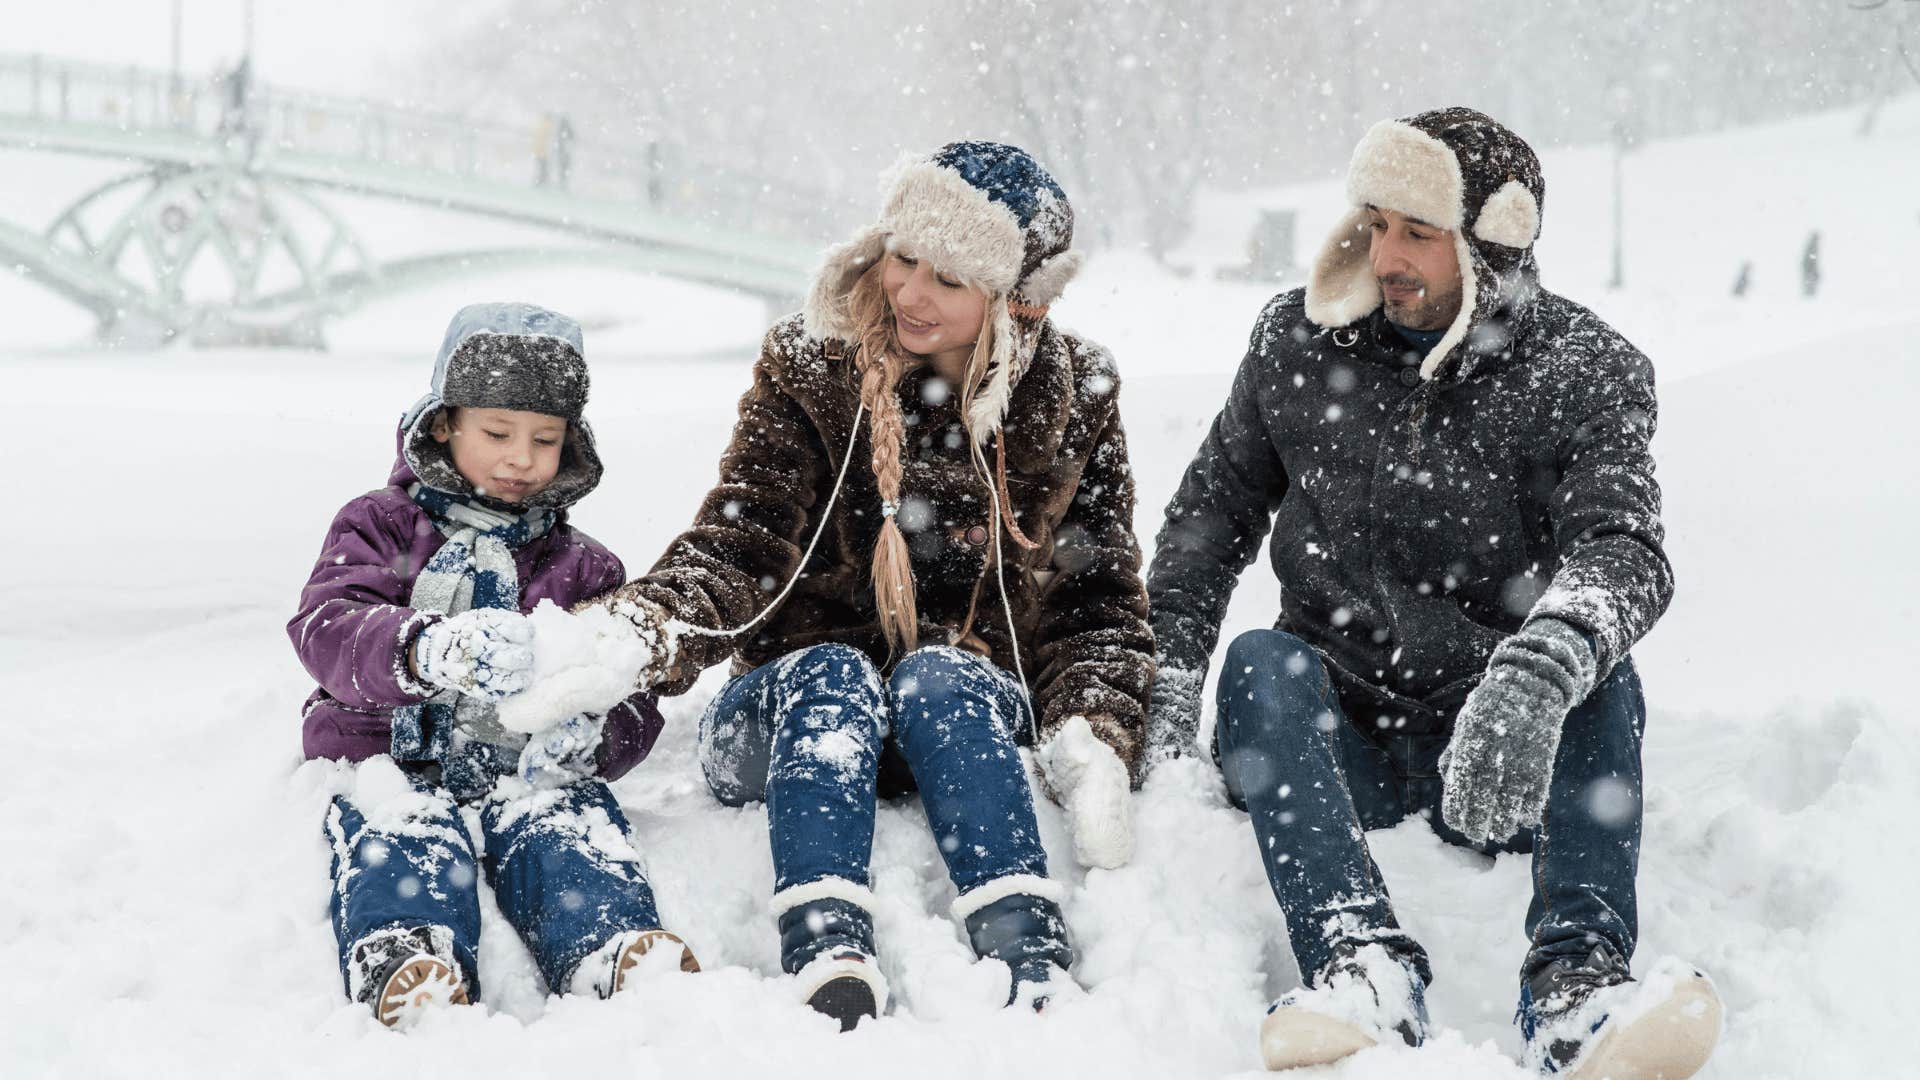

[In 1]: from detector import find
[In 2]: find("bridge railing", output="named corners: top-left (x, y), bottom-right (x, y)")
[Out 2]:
top-left (0, 52), bottom-right (862, 242)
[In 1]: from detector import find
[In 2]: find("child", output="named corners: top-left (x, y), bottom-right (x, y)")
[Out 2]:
top-left (289, 302), bottom-right (696, 1027)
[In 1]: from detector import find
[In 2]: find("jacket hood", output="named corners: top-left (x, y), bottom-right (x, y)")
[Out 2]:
top-left (397, 302), bottom-right (603, 510)
top-left (1305, 107), bottom-right (1547, 383)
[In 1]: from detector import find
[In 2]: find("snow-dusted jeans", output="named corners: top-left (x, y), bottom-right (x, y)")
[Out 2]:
top-left (700, 642), bottom-right (1048, 908)
top-left (1215, 628), bottom-right (1644, 992)
top-left (325, 768), bottom-right (664, 998)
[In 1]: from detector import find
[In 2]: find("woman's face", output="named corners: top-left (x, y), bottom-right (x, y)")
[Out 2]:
top-left (881, 250), bottom-right (987, 377)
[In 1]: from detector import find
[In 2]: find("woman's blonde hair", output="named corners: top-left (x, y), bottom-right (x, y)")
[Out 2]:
top-left (844, 258), bottom-right (996, 653)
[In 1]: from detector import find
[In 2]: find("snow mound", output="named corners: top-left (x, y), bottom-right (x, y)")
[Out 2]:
top-left (495, 600), bottom-right (648, 733)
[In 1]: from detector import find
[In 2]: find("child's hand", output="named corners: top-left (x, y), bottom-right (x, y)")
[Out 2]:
top-left (517, 713), bottom-right (604, 787)
top-left (412, 609), bottom-right (536, 701)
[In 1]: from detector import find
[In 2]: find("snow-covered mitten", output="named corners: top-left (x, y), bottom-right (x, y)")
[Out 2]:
top-left (1039, 714), bottom-right (1134, 870)
top-left (1144, 662), bottom-right (1206, 763)
top-left (1519, 948), bottom-right (1722, 1079)
top-left (1440, 617), bottom-right (1597, 843)
top-left (599, 594), bottom-right (680, 689)
top-left (411, 608), bottom-right (536, 701)
top-left (1260, 941), bottom-right (1428, 1070)
top-left (516, 713), bottom-right (605, 788)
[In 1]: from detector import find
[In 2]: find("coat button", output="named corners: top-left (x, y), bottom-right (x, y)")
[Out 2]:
top-left (1398, 367), bottom-right (1422, 388)
top-left (965, 525), bottom-right (990, 547)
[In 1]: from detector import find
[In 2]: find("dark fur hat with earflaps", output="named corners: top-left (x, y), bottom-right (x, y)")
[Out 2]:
top-left (398, 301), bottom-right (605, 511)
top-left (1306, 107), bottom-right (1548, 382)
top-left (803, 141), bottom-right (1084, 443)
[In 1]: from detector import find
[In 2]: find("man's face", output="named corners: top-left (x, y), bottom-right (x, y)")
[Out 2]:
top-left (1366, 205), bottom-right (1464, 331)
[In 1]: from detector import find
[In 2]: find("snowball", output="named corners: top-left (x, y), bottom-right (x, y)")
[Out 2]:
top-left (494, 599), bottom-right (649, 734)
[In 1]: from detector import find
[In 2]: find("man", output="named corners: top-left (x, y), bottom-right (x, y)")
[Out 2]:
top-left (1145, 107), bottom-right (1721, 1077)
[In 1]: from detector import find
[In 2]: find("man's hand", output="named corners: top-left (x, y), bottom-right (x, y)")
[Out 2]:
top-left (1040, 714), bottom-right (1135, 870)
top-left (412, 609), bottom-right (536, 701)
top-left (1440, 618), bottom-right (1598, 843)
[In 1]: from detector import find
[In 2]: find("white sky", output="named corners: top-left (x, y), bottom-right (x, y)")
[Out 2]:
top-left (9, 0), bottom-right (465, 100)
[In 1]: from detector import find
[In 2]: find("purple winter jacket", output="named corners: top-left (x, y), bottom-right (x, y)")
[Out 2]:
top-left (288, 449), bottom-right (664, 779)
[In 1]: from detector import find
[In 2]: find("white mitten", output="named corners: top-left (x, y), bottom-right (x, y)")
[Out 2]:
top-left (516, 713), bottom-right (605, 788)
top-left (412, 608), bottom-right (535, 701)
top-left (1040, 715), bottom-right (1134, 870)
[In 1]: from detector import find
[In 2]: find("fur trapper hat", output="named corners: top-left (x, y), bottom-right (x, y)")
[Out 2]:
top-left (804, 141), bottom-right (1084, 442)
top-left (1306, 107), bottom-right (1547, 381)
top-left (399, 301), bottom-right (604, 510)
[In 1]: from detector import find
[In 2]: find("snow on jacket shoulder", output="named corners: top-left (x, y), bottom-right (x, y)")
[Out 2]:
top-left (289, 463), bottom-right (665, 779)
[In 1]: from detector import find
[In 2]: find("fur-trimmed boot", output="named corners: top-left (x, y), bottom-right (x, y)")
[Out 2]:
top-left (1259, 941), bottom-right (1428, 1070)
top-left (1518, 947), bottom-right (1721, 1079)
top-left (774, 877), bottom-right (889, 1032)
top-left (568, 928), bottom-right (700, 999)
top-left (346, 924), bottom-right (471, 1028)
top-left (955, 877), bottom-right (1076, 1011)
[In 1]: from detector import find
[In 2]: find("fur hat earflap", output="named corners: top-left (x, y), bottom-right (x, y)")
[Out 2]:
top-left (1305, 107), bottom-right (1547, 381)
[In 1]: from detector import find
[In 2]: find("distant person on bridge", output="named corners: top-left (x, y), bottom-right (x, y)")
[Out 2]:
top-left (1143, 107), bottom-right (1723, 1077)
top-left (289, 302), bottom-right (697, 1028)
top-left (586, 142), bottom-right (1152, 1030)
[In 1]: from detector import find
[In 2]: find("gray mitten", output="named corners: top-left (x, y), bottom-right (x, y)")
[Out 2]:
top-left (1144, 663), bottom-right (1206, 764)
top-left (1440, 618), bottom-right (1598, 843)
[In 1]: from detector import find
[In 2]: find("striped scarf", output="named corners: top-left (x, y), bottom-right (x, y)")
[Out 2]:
top-left (391, 484), bottom-right (555, 799)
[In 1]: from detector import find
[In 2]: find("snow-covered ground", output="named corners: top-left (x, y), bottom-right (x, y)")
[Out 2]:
top-left (3, 100), bottom-right (1918, 1078)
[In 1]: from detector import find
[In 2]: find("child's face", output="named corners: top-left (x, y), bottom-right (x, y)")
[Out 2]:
top-left (430, 407), bottom-right (566, 502)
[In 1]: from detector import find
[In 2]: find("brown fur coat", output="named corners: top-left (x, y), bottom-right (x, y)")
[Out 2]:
top-left (608, 313), bottom-right (1154, 780)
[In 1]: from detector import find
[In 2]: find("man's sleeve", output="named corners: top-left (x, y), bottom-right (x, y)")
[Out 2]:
top-left (1526, 346), bottom-right (1674, 679)
top-left (1142, 305), bottom-right (1291, 759)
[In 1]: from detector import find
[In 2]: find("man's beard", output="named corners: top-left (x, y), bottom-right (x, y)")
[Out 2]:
top-left (1379, 274), bottom-right (1464, 331)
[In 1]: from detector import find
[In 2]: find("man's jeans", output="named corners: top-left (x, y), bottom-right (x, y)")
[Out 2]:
top-left (1215, 628), bottom-right (1644, 990)
top-left (325, 769), bottom-right (665, 998)
top-left (700, 642), bottom-right (1049, 900)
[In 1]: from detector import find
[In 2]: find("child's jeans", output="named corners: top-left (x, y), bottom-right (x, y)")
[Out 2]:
top-left (699, 643), bottom-right (1049, 919)
top-left (324, 766), bottom-right (665, 999)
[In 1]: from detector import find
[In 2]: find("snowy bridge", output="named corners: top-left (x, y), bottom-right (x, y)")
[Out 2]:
top-left (0, 53), bottom-right (853, 346)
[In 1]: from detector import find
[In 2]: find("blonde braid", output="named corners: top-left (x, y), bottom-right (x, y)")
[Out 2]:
top-left (848, 263), bottom-right (919, 653)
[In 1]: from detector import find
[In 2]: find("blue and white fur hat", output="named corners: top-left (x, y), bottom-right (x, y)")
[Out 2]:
top-left (804, 141), bottom-right (1083, 442)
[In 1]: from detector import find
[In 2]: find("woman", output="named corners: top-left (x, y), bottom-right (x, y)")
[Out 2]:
top-left (595, 141), bottom-right (1152, 1029)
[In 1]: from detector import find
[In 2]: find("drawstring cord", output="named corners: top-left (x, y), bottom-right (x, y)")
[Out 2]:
top-left (668, 401), bottom-right (868, 644)
top-left (670, 392), bottom-right (1037, 743)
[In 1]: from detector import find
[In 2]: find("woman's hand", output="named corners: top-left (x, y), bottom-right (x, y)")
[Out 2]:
top-left (1040, 714), bottom-right (1134, 870)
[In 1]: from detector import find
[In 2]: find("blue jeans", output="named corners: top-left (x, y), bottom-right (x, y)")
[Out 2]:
top-left (1215, 629), bottom-right (1644, 991)
top-left (325, 768), bottom-right (665, 998)
top-left (701, 643), bottom-right (1048, 900)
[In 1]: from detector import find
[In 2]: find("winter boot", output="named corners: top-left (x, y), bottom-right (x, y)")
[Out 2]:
top-left (1518, 947), bottom-right (1721, 1079)
top-left (956, 880), bottom-right (1076, 1012)
top-left (1259, 941), bottom-right (1428, 1070)
top-left (569, 928), bottom-right (700, 999)
top-left (775, 878), bottom-right (888, 1032)
top-left (346, 924), bottom-right (471, 1028)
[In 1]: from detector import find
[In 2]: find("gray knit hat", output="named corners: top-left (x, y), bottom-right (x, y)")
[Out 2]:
top-left (399, 302), bottom-right (604, 510)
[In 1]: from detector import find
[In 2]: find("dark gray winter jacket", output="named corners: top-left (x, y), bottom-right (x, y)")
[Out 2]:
top-left (1145, 285), bottom-right (1672, 750)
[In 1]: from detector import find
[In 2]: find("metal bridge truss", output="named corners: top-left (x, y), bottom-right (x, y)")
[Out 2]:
top-left (0, 53), bottom-right (845, 347)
